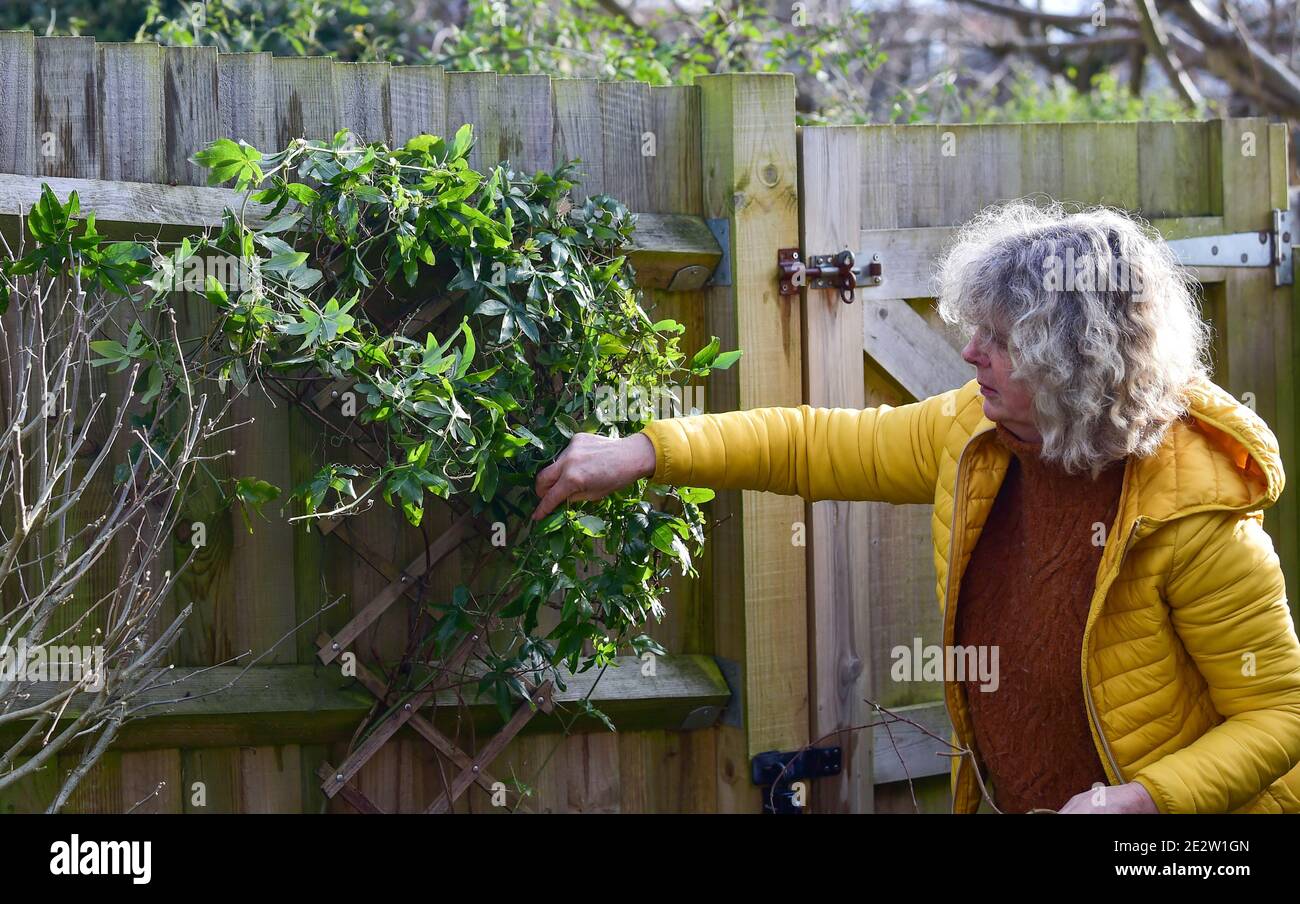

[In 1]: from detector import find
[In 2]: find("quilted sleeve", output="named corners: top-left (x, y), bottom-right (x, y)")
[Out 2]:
top-left (1130, 510), bottom-right (1300, 814)
top-left (636, 389), bottom-right (959, 505)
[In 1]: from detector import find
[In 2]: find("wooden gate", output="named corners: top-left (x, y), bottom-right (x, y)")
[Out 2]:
top-left (796, 120), bottom-right (1296, 813)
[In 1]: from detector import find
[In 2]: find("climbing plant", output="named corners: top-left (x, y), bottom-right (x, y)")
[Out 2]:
top-left (27, 125), bottom-right (736, 725)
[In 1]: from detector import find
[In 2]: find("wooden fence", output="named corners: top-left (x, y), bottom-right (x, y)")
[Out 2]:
top-left (0, 34), bottom-right (808, 814)
top-left (0, 33), bottom-right (1293, 814)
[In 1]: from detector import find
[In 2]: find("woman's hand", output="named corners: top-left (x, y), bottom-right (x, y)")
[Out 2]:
top-left (1055, 781), bottom-right (1159, 814)
top-left (531, 432), bottom-right (657, 522)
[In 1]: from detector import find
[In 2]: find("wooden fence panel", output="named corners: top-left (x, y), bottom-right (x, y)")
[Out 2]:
top-left (12, 38), bottom-right (1285, 818)
top-left (0, 37), bottom-right (733, 811)
top-left (0, 37), bottom-right (744, 813)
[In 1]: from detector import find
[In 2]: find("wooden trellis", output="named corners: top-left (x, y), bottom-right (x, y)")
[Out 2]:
top-left (308, 500), bottom-right (558, 814)
top-left (243, 282), bottom-right (565, 813)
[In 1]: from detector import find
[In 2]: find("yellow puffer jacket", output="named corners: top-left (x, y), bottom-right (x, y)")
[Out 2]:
top-left (640, 375), bottom-right (1300, 813)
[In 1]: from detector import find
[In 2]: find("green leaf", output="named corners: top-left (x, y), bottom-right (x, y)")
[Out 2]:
top-left (473, 456), bottom-right (498, 502)
top-left (194, 138), bottom-right (263, 189)
top-left (511, 424), bottom-right (545, 450)
top-left (454, 321), bottom-right (476, 380)
top-left (89, 339), bottom-right (132, 373)
top-left (450, 123), bottom-right (474, 161)
top-left (138, 363), bottom-right (164, 405)
top-left (284, 182), bottom-right (320, 205)
top-left (402, 500), bottom-right (424, 527)
top-left (265, 250), bottom-right (309, 274)
top-left (691, 336), bottom-right (721, 368)
top-left (231, 477), bottom-right (282, 533)
top-left (575, 515), bottom-right (607, 537)
top-left (679, 486), bottom-right (715, 505)
top-left (235, 477), bottom-right (281, 505)
top-left (597, 334), bottom-right (628, 356)
top-left (204, 274), bottom-right (229, 307)
top-left (192, 138), bottom-right (243, 172)
top-left (403, 134), bottom-right (444, 157)
top-left (711, 349), bottom-right (742, 370)
top-left (259, 212), bottom-right (301, 233)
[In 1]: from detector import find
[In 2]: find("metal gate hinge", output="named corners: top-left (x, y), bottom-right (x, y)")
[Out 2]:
top-left (778, 248), bottom-right (882, 303)
top-left (751, 746), bottom-right (842, 814)
top-left (1166, 208), bottom-right (1294, 286)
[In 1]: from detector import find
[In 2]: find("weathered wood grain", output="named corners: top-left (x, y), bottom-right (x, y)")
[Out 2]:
top-left (800, 125), bottom-right (873, 813)
top-left (698, 72), bottom-right (804, 815)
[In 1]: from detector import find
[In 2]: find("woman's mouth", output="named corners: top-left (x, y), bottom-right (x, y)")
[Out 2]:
top-left (978, 382), bottom-right (998, 396)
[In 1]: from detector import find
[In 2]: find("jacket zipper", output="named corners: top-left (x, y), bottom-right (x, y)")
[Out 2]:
top-left (942, 432), bottom-right (981, 813)
top-left (1081, 514), bottom-right (1145, 786)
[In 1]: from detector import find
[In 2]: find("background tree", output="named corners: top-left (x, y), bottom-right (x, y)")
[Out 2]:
top-left (7, 0), bottom-right (1299, 128)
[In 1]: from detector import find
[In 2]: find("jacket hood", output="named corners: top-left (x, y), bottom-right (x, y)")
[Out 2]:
top-left (1128, 375), bottom-right (1284, 522)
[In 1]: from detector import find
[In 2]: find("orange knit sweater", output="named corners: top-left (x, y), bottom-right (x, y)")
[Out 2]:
top-left (952, 423), bottom-right (1125, 812)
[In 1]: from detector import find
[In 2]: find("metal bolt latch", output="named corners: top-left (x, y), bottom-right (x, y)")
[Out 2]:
top-left (778, 248), bottom-right (884, 303)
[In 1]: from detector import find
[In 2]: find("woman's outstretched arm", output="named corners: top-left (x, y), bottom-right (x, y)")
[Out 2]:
top-left (532, 387), bottom-right (967, 521)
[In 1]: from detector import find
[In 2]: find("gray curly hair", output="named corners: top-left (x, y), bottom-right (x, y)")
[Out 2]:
top-left (936, 199), bottom-right (1213, 477)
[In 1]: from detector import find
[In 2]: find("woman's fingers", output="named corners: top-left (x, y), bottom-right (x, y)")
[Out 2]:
top-left (534, 456), bottom-right (563, 498)
top-left (532, 433), bottom-right (648, 522)
top-left (532, 452), bottom-right (571, 520)
top-left (532, 477), bottom-right (571, 521)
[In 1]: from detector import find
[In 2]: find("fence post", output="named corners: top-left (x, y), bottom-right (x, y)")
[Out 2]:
top-left (697, 73), bottom-right (807, 811)
top-left (797, 126), bottom-right (875, 813)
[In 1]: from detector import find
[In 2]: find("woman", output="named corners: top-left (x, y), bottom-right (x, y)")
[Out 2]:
top-left (532, 200), bottom-right (1300, 814)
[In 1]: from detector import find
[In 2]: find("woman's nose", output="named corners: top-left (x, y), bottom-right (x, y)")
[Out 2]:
top-left (961, 337), bottom-right (984, 366)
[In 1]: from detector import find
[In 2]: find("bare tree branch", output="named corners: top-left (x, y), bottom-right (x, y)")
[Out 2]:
top-left (1167, 0), bottom-right (1300, 112)
top-left (954, 0), bottom-right (1139, 31)
top-left (1134, 0), bottom-right (1205, 110)
top-left (0, 241), bottom-right (245, 808)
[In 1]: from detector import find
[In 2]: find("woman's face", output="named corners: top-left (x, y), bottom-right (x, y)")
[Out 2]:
top-left (960, 324), bottom-right (1042, 443)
